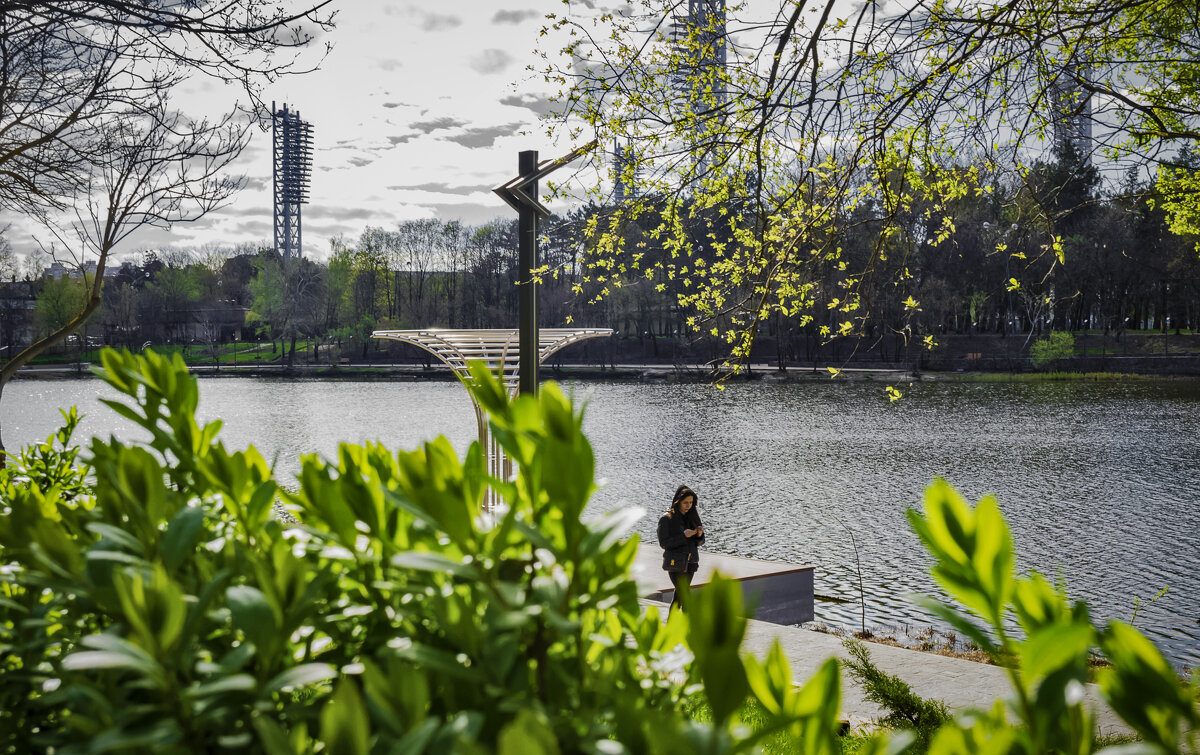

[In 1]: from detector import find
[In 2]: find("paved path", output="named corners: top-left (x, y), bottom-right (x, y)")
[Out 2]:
top-left (14, 361), bottom-right (916, 380)
top-left (737, 619), bottom-right (1131, 736)
top-left (631, 544), bottom-right (812, 595)
top-left (641, 596), bottom-right (1130, 734)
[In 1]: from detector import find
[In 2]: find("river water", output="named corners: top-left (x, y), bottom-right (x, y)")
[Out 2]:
top-left (7, 375), bottom-right (1199, 668)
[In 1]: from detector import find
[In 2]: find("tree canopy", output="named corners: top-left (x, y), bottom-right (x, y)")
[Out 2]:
top-left (539, 0), bottom-right (1200, 363)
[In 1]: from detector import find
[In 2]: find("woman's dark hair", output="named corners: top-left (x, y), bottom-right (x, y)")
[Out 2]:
top-left (669, 485), bottom-right (698, 516)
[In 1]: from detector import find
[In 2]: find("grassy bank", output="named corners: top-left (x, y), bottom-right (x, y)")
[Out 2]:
top-left (931, 370), bottom-right (1184, 383)
top-left (29, 340), bottom-right (310, 367)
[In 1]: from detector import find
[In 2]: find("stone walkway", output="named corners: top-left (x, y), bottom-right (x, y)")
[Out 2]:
top-left (737, 616), bottom-right (1131, 736)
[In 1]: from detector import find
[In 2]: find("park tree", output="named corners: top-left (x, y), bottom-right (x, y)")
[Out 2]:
top-left (0, 98), bottom-right (245, 461)
top-left (0, 1), bottom-right (335, 215)
top-left (0, 0), bottom-right (336, 465)
top-left (464, 220), bottom-right (520, 328)
top-left (35, 276), bottom-right (87, 337)
top-left (144, 265), bottom-right (203, 344)
top-left (441, 220), bottom-right (467, 325)
top-left (101, 282), bottom-right (140, 348)
top-left (219, 249), bottom-right (263, 307)
top-left (323, 241), bottom-right (356, 342)
top-left (357, 226), bottom-right (399, 321)
top-left (248, 254), bottom-right (327, 367)
top-left (394, 219), bottom-right (449, 325)
top-left (539, 0), bottom-right (1200, 367)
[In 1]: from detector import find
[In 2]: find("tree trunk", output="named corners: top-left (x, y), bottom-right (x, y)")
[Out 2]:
top-left (0, 380), bottom-right (6, 470)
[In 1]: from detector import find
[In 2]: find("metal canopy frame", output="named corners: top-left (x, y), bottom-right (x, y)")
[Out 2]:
top-left (372, 327), bottom-right (613, 506)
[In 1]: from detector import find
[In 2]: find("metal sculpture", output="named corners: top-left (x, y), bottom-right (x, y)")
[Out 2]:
top-left (372, 327), bottom-right (613, 507)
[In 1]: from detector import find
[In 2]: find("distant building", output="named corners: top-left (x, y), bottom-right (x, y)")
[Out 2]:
top-left (1050, 64), bottom-right (1093, 161)
top-left (44, 261), bottom-right (70, 280)
top-left (670, 0), bottom-right (727, 108)
top-left (669, 0), bottom-right (727, 174)
top-left (43, 260), bottom-right (118, 280)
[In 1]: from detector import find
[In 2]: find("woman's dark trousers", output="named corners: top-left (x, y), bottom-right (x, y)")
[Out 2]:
top-left (668, 569), bottom-right (695, 613)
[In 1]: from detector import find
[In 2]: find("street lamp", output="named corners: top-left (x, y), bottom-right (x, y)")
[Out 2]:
top-left (493, 141), bottom-right (597, 396)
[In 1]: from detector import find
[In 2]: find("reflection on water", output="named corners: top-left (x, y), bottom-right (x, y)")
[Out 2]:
top-left (8, 375), bottom-right (1200, 667)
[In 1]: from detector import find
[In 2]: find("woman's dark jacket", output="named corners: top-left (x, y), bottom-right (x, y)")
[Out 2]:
top-left (658, 508), bottom-right (705, 573)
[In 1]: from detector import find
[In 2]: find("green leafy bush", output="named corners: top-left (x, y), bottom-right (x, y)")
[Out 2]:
top-left (2, 351), bottom-right (1197, 753)
top-left (1029, 331), bottom-right (1076, 368)
top-left (907, 479), bottom-right (1199, 753)
top-left (0, 350), bottom-right (848, 754)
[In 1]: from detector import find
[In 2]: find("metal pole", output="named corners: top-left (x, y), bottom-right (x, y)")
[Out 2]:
top-left (518, 150), bottom-right (539, 396)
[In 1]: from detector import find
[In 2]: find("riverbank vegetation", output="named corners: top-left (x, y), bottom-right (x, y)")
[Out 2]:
top-left (1, 351), bottom-right (1196, 752)
top-left (12, 205), bottom-right (1200, 375)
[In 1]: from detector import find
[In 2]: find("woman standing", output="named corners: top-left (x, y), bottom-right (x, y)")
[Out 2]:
top-left (657, 485), bottom-right (705, 613)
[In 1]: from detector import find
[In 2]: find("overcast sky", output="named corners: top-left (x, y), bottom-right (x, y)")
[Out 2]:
top-left (8, 1), bottom-right (608, 264)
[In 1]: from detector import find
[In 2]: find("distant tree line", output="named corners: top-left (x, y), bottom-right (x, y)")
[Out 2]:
top-left (6, 148), bottom-right (1199, 367)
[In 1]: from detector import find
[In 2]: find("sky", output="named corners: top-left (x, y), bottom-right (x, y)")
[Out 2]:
top-left (7, 1), bottom-right (609, 265)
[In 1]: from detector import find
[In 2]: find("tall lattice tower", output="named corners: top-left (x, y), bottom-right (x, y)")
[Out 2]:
top-left (670, 0), bottom-right (727, 121)
top-left (272, 103), bottom-right (313, 260)
top-left (1049, 65), bottom-right (1092, 162)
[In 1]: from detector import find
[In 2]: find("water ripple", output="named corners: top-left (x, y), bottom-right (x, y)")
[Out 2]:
top-left (7, 376), bottom-right (1200, 668)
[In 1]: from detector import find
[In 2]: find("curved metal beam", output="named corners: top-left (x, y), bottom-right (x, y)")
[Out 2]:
top-left (371, 327), bottom-right (614, 509)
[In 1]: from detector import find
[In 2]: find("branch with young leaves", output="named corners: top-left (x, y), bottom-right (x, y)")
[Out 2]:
top-left (0, 101), bottom-right (242, 466)
top-left (538, 0), bottom-right (1200, 368)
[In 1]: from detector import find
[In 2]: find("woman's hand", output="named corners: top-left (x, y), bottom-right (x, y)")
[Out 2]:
top-left (684, 528), bottom-right (696, 537)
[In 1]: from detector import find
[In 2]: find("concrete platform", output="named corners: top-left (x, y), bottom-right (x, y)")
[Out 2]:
top-left (633, 545), bottom-right (815, 625)
top-left (632, 545), bottom-right (1130, 735)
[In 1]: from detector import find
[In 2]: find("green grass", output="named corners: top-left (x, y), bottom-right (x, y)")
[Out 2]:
top-left (688, 697), bottom-right (871, 754)
top-left (939, 371), bottom-right (1167, 383)
top-left (187, 341), bottom-right (300, 366)
top-left (689, 696), bottom-right (1142, 754)
top-left (26, 341), bottom-right (320, 367)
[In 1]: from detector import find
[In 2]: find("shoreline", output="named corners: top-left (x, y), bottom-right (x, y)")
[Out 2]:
top-left (14, 361), bottom-right (1200, 383)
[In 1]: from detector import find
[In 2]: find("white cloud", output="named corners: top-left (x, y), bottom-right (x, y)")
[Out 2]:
top-left (492, 9), bottom-right (541, 25)
top-left (3, 1), bottom-right (576, 260)
top-left (469, 49), bottom-right (515, 75)
top-left (405, 6), bottom-right (461, 32)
